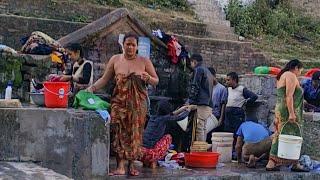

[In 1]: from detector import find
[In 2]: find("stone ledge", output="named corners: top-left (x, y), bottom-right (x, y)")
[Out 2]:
top-left (0, 107), bottom-right (110, 179)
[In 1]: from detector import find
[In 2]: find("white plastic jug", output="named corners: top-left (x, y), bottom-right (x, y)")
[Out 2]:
top-left (211, 132), bottom-right (233, 163)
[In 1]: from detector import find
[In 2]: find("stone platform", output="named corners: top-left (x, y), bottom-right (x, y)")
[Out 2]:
top-left (0, 161), bottom-right (70, 179)
top-left (0, 107), bottom-right (110, 179)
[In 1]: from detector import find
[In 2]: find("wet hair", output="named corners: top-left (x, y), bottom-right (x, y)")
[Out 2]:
top-left (156, 100), bottom-right (174, 116)
top-left (312, 71), bottom-right (320, 81)
top-left (123, 33), bottom-right (139, 45)
top-left (190, 53), bottom-right (203, 62)
top-left (65, 43), bottom-right (83, 57)
top-left (276, 59), bottom-right (303, 80)
top-left (208, 67), bottom-right (216, 76)
top-left (227, 72), bottom-right (239, 83)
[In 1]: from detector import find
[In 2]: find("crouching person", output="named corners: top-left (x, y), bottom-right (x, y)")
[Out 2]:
top-left (140, 100), bottom-right (191, 168)
top-left (235, 119), bottom-right (272, 168)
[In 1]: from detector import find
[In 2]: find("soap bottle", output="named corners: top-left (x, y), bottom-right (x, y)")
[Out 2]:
top-left (5, 80), bottom-right (13, 100)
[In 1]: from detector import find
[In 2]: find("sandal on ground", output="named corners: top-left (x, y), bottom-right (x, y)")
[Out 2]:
top-left (266, 166), bottom-right (280, 171)
top-left (266, 159), bottom-right (280, 171)
top-left (128, 168), bottom-right (140, 176)
top-left (291, 164), bottom-right (310, 172)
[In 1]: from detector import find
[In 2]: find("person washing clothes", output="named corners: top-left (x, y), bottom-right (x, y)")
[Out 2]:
top-left (140, 100), bottom-right (192, 168)
top-left (58, 43), bottom-right (93, 93)
top-left (188, 53), bottom-right (214, 142)
top-left (235, 118), bottom-right (273, 168)
top-left (301, 71), bottom-right (320, 112)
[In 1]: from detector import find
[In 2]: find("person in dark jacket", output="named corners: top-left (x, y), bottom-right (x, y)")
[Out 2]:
top-left (140, 100), bottom-right (191, 168)
top-left (188, 53), bottom-right (214, 141)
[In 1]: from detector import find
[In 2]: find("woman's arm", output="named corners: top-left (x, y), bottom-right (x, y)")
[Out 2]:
top-left (143, 58), bottom-right (159, 86)
top-left (87, 56), bottom-right (115, 92)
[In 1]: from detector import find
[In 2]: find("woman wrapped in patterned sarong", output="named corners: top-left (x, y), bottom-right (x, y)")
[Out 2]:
top-left (266, 59), bottom-right (309, 172)
top-left (87, 33), bottom-right (159, 176)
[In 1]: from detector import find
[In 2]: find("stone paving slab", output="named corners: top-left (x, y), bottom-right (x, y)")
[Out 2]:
top-left (0, 162), bottom-right (71, 180)
top-left (109, 159), bottom-right (320, 180)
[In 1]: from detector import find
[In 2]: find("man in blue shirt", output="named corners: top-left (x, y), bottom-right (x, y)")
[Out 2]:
top-left (235, 119), bottom-right (272, 168)
top-left (301, 71), bottom-right (320, 112)
top-left (206, 67), bottom-right (227, 142)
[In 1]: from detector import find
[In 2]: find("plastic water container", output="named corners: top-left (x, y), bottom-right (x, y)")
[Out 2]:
top-left (43, 82), bottom-right (70, 108)
top-left (277, 122), bottom-right (303, 160)
top-left (5, 81), bottom-right (13, 100)
top-left (211, 132), bottom-right (233, 163)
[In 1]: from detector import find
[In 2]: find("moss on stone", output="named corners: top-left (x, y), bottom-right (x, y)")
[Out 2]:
top-left (0, 54), bottom-right (23, 91)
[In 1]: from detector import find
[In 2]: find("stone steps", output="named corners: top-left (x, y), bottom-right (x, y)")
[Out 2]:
top-left (0, 14), bottom-right (86, 49)
top-left (0, 0), bottom-right (114, 23)
top-left (187, 0), bottom-right (236, 40)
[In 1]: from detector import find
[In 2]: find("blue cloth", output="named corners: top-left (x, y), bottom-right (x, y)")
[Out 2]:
top-left (95, 109), bottom-right (110, 123)
top-left (211, 83), bottom-right (228, 118)
top-left (301, 79), bottom-right (320, 107)
top-left (236, 121), bottom-right (270, 143)
top-left (143, 111), bottom-right (189, 148)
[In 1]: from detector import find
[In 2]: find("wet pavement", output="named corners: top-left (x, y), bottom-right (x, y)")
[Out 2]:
top-left (109, 158), bottom-right (320, 180)
top-left (0, 161), bottom-right (70, 180)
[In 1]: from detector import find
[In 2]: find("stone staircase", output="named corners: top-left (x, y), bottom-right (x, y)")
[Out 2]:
top-left (187, 0), bottom-right (238, 40)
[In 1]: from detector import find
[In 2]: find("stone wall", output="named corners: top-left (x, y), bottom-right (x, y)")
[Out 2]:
top-left (0, 14), bottom-right (85, 50)
top-left (0, 108), bottom-right (109, 179)
top-left (178, 36), bottom-right (272, 74)
top-left (240, 75), bottom-right (277, 125)
top-left (291, 0), bottom-right (320, 18)
top-left (0, 0), bottom-right (113, 22)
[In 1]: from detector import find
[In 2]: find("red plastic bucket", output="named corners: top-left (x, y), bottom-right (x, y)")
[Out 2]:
top-left (43, 82), bottom-right (70, 108)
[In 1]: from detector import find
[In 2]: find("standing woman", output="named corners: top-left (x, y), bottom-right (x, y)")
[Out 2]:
top-left (266, 59), bottom-right (308, 172)
top-left (87, 33), bottom-right (159, 176)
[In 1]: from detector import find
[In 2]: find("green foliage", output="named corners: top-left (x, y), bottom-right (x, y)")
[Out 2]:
top-left (225, 0), bottom-right (320, 38)
top-left (136, 0), bottom-right (190, 11)
top-left (225, 0), bottom-right (320, 62)
top-left (71, 15), bottom-right (90, 23)
top-left (0, 55), bottom-right (22, 91)
top-left (94, 0), bottom-right (123, 6)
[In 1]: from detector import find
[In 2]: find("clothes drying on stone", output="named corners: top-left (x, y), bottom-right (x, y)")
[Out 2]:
top-left (21, 31), bottom-right (61, 55)
top-left (152, 29), bottom-right (189, 64)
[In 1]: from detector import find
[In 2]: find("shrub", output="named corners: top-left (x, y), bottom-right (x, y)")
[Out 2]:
top-left (225, 0), bottom-right (320, 38)
top-left (137, 0), bottom-right (190, 11)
